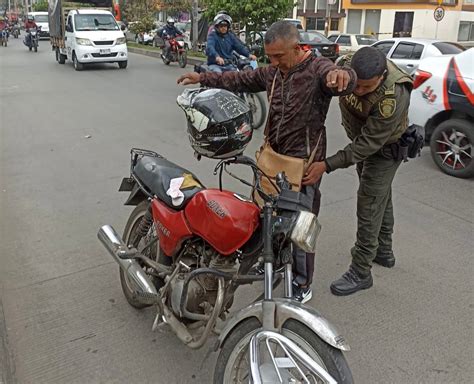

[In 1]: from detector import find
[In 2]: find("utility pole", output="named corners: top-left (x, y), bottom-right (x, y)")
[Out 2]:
top-left (191, 0), bottom-right (198, 51)
top-left (324, 0), bottom-right (331, 36)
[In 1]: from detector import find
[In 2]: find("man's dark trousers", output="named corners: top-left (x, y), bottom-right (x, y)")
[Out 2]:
top-left (351, 152), bottom-right (402, 276)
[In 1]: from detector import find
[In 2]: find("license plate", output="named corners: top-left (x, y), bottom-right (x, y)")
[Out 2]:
top-left (99, 49), bottom-right (111, 55)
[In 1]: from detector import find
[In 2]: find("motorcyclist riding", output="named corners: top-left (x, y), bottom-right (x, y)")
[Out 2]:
top-left (206, 13), bottom-right (257, 73)
top-left (161, 17), bottom-right (183, 60)
top-left (24, 15), bottom-right (37, 47)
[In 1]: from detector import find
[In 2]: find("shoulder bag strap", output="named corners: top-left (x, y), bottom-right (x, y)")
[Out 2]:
top-left (263, 72), bottom-right (278, 139)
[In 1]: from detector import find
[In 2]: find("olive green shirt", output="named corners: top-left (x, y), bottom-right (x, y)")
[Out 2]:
top-left (325, 79), bottom-right (411, 172)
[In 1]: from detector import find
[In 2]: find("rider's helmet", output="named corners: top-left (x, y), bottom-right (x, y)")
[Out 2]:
top-left (177, 88), bottom-right (252, 159)
top-left (213, 13), bottom-right (232, 30)
top-left (27, 15), bottom-right (34, 22)
top-left (166, 17), bottom-right (175, 27)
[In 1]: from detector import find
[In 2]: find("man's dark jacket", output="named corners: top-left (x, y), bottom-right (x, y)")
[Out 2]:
top-left (199, 54), bottom-right (357, 162)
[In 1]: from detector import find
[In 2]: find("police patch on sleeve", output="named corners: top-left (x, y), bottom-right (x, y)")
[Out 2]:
top-left (379, 98), bottom-right (396, 118)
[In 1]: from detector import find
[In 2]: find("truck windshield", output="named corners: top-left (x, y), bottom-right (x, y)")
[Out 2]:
top-left (74, 14), bottom-right (118, 31)
top-left (33, 15), bottom-right (49, 23)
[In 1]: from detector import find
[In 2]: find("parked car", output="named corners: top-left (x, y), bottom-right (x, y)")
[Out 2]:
top-left (409, 48), bottom-right (473, 178)
top-left (328, 33), bottom-right (377, 54)
top-left (299, 31), bottom-right (339, 61)
top-left (372, 38), bottom-right (465, 74)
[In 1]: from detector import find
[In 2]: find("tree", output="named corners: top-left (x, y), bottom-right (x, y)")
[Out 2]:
top-left (202, 0), bottom-right (295, 32)
top-left (32, 0), bottom-right (49, 12)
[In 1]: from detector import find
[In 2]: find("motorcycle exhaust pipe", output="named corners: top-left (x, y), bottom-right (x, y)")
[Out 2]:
top-left (98, 225), bottom-right (158, 300)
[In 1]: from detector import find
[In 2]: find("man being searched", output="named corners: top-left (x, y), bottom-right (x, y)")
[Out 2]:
top-left (206, 13), bottom-right (257, 73)
top-left (177, 21), bottom-right (356, 303)
top-left (306, 47), bottom-right (414, 296)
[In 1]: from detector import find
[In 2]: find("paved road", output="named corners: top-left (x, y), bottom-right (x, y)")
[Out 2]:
top-left (1, 38), bottom-right (473, 384)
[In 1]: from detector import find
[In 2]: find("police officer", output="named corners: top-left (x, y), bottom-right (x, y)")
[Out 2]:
top-left (305, 46), bottom-right (413, 296)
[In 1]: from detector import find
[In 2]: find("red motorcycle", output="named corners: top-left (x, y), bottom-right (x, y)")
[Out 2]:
top-left (162, 35), bottom-right (187, 68)
top-left (98, 89), bottom-right (353, 383)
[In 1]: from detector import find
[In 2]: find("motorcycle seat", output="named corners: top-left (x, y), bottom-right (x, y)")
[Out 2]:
top-left (133, 155), bottom-right (203, 210)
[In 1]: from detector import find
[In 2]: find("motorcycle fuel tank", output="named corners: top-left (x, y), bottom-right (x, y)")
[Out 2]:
top-left (185, 189), bottom-right (260, 255)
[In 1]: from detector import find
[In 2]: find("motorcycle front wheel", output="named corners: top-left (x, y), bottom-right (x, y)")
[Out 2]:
top-left (214, 318), bottom-right (353, 384)
top-left (178, 51), bottom-right (187, 68)
top-left (245, 93), bottom-right (266, 130)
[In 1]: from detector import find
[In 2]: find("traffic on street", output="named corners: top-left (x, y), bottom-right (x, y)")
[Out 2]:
top-left (0, 3), bottom-right (473, 384)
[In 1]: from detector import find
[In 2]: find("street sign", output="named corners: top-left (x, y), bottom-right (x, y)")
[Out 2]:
top-left (434, 6), bottom-right (445, 22)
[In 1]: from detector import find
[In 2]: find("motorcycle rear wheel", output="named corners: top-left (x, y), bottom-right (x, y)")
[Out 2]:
top-left (214, 318), bottom-right (353, 384)
top-left (34, 45), bottom-right (37, 52)
top-left (120, 200), bottom-right (167, 309)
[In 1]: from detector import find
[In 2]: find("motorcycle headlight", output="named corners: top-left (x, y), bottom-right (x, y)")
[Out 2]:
top-left (290, 211), bottom-right (321, 253)
top-left (76, 38), bottom-right (92, 46)
top-left (116, 37), bottom-right (126, 45)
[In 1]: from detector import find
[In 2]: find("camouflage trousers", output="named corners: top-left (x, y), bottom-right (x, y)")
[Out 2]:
top-left (351, 151), bottom-right (402, 275)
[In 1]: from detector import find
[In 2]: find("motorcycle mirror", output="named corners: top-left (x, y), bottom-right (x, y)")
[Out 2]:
top-left (120, 24), bottom-right (126, 31)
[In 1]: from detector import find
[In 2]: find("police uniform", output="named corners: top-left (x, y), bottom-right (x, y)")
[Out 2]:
top-left (325, 59), bottom-right (413, 277)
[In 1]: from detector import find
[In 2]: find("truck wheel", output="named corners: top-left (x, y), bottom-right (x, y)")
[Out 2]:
top-left (73, 52), bottom-right (84, 71)
top-left (118, 60), bottom-right (128, 69)
top-left (57, 48), bottom-right (66, 64)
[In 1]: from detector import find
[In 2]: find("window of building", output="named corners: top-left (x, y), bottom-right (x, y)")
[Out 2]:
top-left (330, 18), bottom-right (339, 31)
top-left (316, 18), bottom-right (325, 30)
top-left (306, 17), bottom-right (316, 31)
top-left (458, 21), bottom-right (474, 41)
top-left (347, 9), bottom-right (362, 34)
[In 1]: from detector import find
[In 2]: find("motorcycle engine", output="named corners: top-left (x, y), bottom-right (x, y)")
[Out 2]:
top-left (168, 244), bottom-right (238, 319)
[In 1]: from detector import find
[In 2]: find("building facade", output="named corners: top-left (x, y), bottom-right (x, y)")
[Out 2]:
top-left (293, 1), bottom-right (474, 43)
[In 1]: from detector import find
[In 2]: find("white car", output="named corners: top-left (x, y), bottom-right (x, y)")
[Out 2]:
top-left (328, 33), bottom-right (377, 54)
top-left (409, 48), bottom-right (474, 178)
top-left (372, 38), bottom-right (465, 75)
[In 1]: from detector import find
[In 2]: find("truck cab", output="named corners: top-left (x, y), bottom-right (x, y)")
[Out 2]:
top-left (58, 9), bottom-right (128, 70)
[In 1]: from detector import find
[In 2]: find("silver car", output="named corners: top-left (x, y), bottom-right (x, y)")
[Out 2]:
top-left (371, 38), bottom-right (465, 74)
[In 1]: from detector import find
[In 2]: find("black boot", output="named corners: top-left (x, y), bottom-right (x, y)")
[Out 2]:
top-left (373, 252), bottom-right (395, 268)
top-left (330, 266), bottom-right (373, 296)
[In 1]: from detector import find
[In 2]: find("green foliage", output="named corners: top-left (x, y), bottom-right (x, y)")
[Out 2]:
top-left (202, 0), bottom-right (295, 32)
top-left (32, 0), bottom-right (49, 12)
top-left (128, 15), bottom-right (156, 34)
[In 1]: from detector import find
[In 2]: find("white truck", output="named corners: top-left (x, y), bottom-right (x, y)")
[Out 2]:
top-left (49, 0), bottom-right (128, 70)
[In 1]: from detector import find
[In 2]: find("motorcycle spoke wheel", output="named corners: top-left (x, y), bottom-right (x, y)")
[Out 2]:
top-left (214, 318), bottom-right (353, 384)
top-left (246, 93), bottom-right (266, 130)
top-left (120, 201), bottom-right (164, 309)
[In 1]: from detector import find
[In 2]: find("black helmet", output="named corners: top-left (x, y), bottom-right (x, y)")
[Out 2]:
top-left (177, 88), bottom-right (252, 159)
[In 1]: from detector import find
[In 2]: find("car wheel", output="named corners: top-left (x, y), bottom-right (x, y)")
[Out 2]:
top-left (118, 60), bottom-right (128, 69)
top-left (430, 118), bottom-right (474, 178)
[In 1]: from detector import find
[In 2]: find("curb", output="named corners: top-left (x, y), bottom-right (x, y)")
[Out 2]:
top-left (127, 46), bottom-right (204, 66)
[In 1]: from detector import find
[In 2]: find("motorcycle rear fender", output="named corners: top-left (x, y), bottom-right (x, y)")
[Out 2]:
top-left (119, 178), bottom-right (147, 206)
top-left (215, 298), bottom-right (350, 352)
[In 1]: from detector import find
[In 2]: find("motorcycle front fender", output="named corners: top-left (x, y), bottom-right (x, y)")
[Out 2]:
top-left (214, 298), bottom-right (350, 352)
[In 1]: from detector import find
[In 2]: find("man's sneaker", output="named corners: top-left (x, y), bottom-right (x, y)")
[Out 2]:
top-left (330, 266), bottom-right (373, 296)
top-left (292, 282), bottom-right (312, 304)
top-left (373, 253), bottom-right (395, 268)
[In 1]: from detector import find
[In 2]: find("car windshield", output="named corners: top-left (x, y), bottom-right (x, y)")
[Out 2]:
top-left (74, 14), bottom-right (118, 31)
top-left (300, 31), bottom-right (330, 43)
top-left (433, 42), bottom-right (465, 54)
top-left (356, 35), bottom-right (377, 45)
top-left (33, 15), bottom-right (48, 23)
